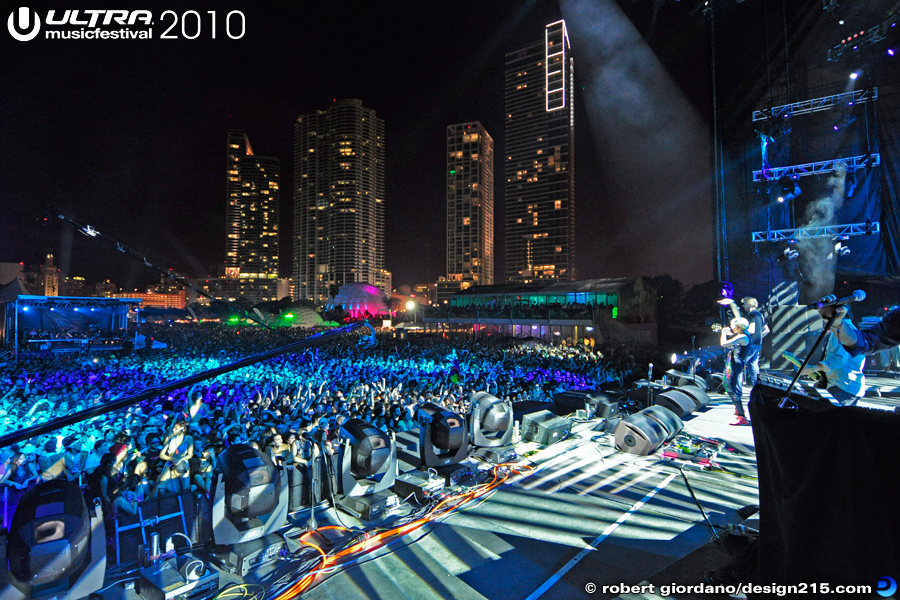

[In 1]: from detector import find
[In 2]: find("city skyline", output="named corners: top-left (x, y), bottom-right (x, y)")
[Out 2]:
top-left (1, 2), bottom-right (717, 293)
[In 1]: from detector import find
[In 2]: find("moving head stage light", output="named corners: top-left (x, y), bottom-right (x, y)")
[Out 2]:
top-left (417, 402), bottom-right (469, 468)
top-left (211, 444), bottom-right (289, 546)
top-left (468, 392), bottom-right (515, 464)
top-left (0, 480), bottom-right (106, 600)
top-left (336, 419), bottom-right (397, 520)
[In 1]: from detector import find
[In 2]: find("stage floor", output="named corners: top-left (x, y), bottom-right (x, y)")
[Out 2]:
top-left (102, 377), bottom-right (899, 600)
top-left (274, 393), bottom-right (760, 600)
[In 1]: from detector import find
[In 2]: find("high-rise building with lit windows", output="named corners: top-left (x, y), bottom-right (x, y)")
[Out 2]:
top-left (226, 130), bottom-right (280, 303)
top-left (293, 99), bottom-right (388, 303)
top-left (504, 20), bottom-right (576, 283)
top-left (447, 122), bottom-right (494, 287)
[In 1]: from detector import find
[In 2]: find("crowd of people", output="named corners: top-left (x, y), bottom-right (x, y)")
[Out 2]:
top-left (0, 322), bottom-right (634, 521)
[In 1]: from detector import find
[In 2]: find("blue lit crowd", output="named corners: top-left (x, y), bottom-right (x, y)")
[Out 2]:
top-left (0, 323), bottom-right (634, 520)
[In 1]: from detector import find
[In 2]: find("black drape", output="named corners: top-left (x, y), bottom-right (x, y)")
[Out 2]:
top-left (746, 388), bottom-right (900, 588)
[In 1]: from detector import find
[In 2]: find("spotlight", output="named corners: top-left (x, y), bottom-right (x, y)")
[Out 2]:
top-left (719, 281), bottom-right (734, 301)
top-left (0, 480), bottom-right (106, 600)
top-left (671, 353), bottom-right (679, 364)
top-left (417, 402), bottom-right (469, 469)
top-left (335, 419), bottom-right (397, 519)
top-left (850, 72), bottom-right (859, 79)
top-left (468, 392), bottom-right (515, 463)
top-left (777, 176), bottom-right (801, 202)
top-left (889, 48), bottom-right (895, 56)
top-left (211, 444), bottom-right (288, 546)
top-left (22, 306), bottom-right (28, 312)
top-left (784, 248), bottom-right (800, 260)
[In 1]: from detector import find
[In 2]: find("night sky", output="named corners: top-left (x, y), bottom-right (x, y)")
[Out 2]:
top-left (1, 1), bottom-right (722, 293)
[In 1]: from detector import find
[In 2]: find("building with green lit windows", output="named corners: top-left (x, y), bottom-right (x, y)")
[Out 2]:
top-left (423, 278), bottom-right (658, 347)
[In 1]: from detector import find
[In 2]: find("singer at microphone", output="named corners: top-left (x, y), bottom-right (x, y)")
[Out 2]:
top-left (807, 290), bottom-right (866, 310)
top-left (812, 290), bottom-right (900, 357)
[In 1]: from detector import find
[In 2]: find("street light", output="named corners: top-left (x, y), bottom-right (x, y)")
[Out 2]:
top-left (405, 300), bottom-right (416, 323)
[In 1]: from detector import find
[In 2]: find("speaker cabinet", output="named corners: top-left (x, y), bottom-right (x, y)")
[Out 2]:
top-left (521, 410), bottom-right (571, 446)
top-left (641, 405), bottom-right (684, 440)
top-left (614, 413), bottom-right (668, 455)
top-left (552, 390), bottom-right (619, 418)
top-left (654, 389), bottom-right (697, 419)
top-left (677, 385), bottom-right (711, 410)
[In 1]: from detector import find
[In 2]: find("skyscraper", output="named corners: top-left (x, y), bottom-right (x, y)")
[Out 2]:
top-left (504, 20), bottom-right (576, 283)
top-left (226, 130), bottom-right (280, 302)
top-left (447, 122), bottom-right (494, 287)
top-left (293, 99), bottom-right (388, 303)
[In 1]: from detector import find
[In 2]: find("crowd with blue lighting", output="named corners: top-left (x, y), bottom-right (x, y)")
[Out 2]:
top-left (0, 323), bottom-right (634, 520)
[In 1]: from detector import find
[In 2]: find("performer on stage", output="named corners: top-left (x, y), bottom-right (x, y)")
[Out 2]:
top-left (800, 307), bottom-right (865, 406)
top-left (823, 298), bottom-right (900, 356)
top-left (720, 297), bottom-right (769, 388)
top-left (720, 317), bottom-right (752, 425)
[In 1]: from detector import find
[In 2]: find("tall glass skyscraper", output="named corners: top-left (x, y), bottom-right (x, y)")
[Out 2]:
top-left (447, 122), bottom-right (494, 287)
top-left (293, 99), bottom-right (388, 303)
top-left (226, 130), bottom-right (280, 302)
top-left (504, 20), bottom-right (576, 283)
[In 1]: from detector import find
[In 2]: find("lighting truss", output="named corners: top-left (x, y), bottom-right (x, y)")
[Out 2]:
top-left (753, 153), bottom-right (880, 182)
top-left (751, 222), bottom-right (880, 243)
top-left (827, 2), bottom-right (900, 62)
top-left (751, 88), bottom-right (877, 121)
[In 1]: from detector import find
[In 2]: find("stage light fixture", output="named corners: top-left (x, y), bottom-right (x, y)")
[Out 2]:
top-left (0, 480), bottom-right (106, 600)
top-left (211, 444), bottom-right (289, 546)
top-left (468, 392), bottom-right (515, 463)
top-left (776, 176), bottom-right (801, 202)
top-left (719, 281), bottom-right (734, 301)
top-left (335, 419), bottom-right (397, 520)
top-left (850, 71), bottom-right (859, 79)
top-left (417, 402), bottom-right (469, 469)
top-left (337, 419), bottom-right (396, 497)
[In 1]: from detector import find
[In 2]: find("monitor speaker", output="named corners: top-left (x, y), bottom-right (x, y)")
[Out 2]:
top-left (654, 389), bottom-right (697, 419)
top-left (677, 385), bottom-right (711, 410)
top-left (640, 405), bottom-right (684, 440)
top-left (614, 413), bottom-right (668, 455)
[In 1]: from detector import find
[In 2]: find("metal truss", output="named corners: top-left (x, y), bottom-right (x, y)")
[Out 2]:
top-left (752, 153), bottom-right (880, 182)
top-left (752, 88), bottom-right (877, 122)
top-left (751, 222), bottom-right (880, 243)
top-left (827, 2), bottom-right (900, 62)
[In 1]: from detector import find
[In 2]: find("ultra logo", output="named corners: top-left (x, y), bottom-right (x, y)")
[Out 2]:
top-left (7, 7), bottom-right (40, 42)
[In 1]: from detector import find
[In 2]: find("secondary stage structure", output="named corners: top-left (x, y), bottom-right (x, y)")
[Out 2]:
top-left (0, 295), bottom-right (142, 360)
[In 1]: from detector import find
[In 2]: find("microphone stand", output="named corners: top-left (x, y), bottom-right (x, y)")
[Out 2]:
top-left (306, 440), bottom-right (320, 531)
top-left (777, 311), bottom-right (839, 409)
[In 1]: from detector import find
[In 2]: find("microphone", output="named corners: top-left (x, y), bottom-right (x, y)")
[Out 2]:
top-left (807, 290), bottom-right (866, 310)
